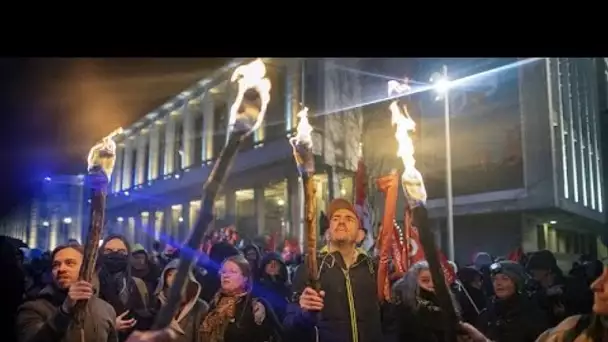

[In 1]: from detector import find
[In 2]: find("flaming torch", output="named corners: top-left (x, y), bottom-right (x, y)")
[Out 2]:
top-left (154, 58), bottom-right (271, 329)
top-left (289, 107), bottom-right (319, 291)
top-left (389, 80), bottom-right (458, 341)
top-left (75, 127), bottom-right (123, 323)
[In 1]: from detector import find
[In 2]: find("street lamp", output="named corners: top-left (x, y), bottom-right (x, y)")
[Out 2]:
top-left (431, 65), bottom-right (455, 262)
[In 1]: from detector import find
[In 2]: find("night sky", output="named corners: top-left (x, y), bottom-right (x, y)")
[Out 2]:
top-left (0, 58), bottom-right (229, 217)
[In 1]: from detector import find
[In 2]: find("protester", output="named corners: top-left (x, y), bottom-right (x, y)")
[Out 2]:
top-left (96, 235), bottom-right (153, 340)
top-left (476, 261), bottom-right (548, 342)
top-left (201, 255), bottom-right (281, 342)
top-left (284, 198), bottom-right (394, 342)
top-left (153, 259), bottom-right (209, 342)
top-left (392, 261), bottom-right (461, 342)
top-left (16, 244), bottom-right (117, 342)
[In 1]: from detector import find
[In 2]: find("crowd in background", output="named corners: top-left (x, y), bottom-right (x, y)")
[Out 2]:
top-left (0, 208), bottom-right (606, 342)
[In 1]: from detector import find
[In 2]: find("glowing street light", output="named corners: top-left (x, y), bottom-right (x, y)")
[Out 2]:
top-left (434, 78), bottom-right (450, 94)
top-left (431, 65), bottom-right (455, 262)
top-left (63, 217), bottom-right (72, 224)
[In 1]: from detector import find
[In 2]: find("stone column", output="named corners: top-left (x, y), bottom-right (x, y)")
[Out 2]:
top-left (49, 213), bottom-right (59, 251)
top-left (288, 176), bottom-right (303, 249)
top-left (126, 217), bottom-right (136, 245)
top-left (113, 145), bottom-right (124, 192)
top-left (148, 124), bottom-right (161, 181)
top-left (164, 114), bottom-right (177, 176)
top-left (154, 211), bottom-right (163, 243)
top-left (163, 206), bottom-right (178, 243)
top-left (178, 202), bottom-right (192, 242)
top-left (28, 201), bottom-right (38, 248)
top-left (202, 93), bottom-right (215, 161)
top-left (183, 104), bottom-right (195, 168)
top-left (255, 187), bottom-right (266, 235)
top-left (122, 140), bottom-right (134, 190)
top-left (140, 212), bottom-right (151, 250)
top-left (135, 132), bottom-right (147, 186)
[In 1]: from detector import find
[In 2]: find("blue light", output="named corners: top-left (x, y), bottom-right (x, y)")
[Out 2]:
top-left (44, 177), bottom-right (51, 182)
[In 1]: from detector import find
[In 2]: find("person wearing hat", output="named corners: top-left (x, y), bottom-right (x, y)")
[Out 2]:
top-left (476, 261), bottom-right (549, 342)
top-left (131, 244), bottom-right (161, 301)
top-left (284, 198), bottom-right (394, 342)
top-left (526, 249), bottom-right (572, 326)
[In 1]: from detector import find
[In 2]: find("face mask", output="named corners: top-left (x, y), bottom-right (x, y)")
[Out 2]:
top-left (103, 252), bottom-right (128, 273)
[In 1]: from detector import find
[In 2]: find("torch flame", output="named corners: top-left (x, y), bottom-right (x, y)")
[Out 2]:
top-left (289, 107), bottom-right (315, 175)
top-left (87, 127), bottom-right (123, 179)
top-left (387, 79), bottom-right (411, 98)
top-left (390, 102), bottom-right (416, 168)
top-left (291, 107), bottom-right (313, 149)
top-left (389, 101), bottom-right (427, 207)
top-left (228, 58), bottom-right (272, 135)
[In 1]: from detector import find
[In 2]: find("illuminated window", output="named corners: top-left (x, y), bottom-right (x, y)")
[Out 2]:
top-left (170, 204), bottom-right (183, 240)
top-left (154, 211), bottom-right (163, 241)
top-left (264, 180), bottom-right (288, 236)
top-left (215, 196), bottom-right (226, 220)
top-left (236, 189), bottom-right (255, 237)
top-left (338, 173), bottom-right (354, 202)
top-left (315, 174), bottom-right (330, 215)
top-left (190, 200), bottom-right (201, 227)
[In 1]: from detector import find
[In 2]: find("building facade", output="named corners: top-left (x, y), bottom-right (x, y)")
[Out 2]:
top-left (0, 174), bottom-right (87, 250)
top-left (360, 58), bottom-right (606, 268)
top-left (103, 58), bottom-right (365, 251)
top-left (25, 57), bottom-right (602, 268)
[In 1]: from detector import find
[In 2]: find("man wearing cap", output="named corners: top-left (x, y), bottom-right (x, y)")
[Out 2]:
top-left (283, 198), bottom-right (394, 342)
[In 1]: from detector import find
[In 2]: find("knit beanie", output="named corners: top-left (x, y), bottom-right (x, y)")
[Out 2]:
top-left (526, 249), bottom-right (557, 271)
top-left (491, 260), bottom-right (526, 290)
top-left (473, 252), bottom-right (493, 270)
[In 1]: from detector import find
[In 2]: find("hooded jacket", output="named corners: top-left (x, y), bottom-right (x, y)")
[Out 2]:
top-left (96, 235), bottom-right (152, 337)
top-left (242, 244), bottom-right (263, 277)
top-left (257, 252), bottom-right (291, 320)
top-left (130, 244), bottom-right (161, 296)
top-left (155, 259), bottom-right (209, 342)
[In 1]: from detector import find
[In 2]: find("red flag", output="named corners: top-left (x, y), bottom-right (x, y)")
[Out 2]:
top-left (268, 231), bottom-right (277, 252)
top-left (354, 158), bottom-right (374, 251)
top-left (405, 222), bottom-right (456, 285)
top-left (507, 247), bottom-right (523, 262)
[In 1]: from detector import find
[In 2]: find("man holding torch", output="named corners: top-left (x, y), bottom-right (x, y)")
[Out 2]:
top-left (283, 197), bottom-right (395, 342)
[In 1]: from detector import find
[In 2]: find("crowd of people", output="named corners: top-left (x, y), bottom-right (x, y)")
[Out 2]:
top-left (1, 197), bottom-right (607, 342)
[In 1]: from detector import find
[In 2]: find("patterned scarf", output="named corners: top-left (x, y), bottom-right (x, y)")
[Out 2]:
top-left (200, 290), bottom-right (247, 342)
